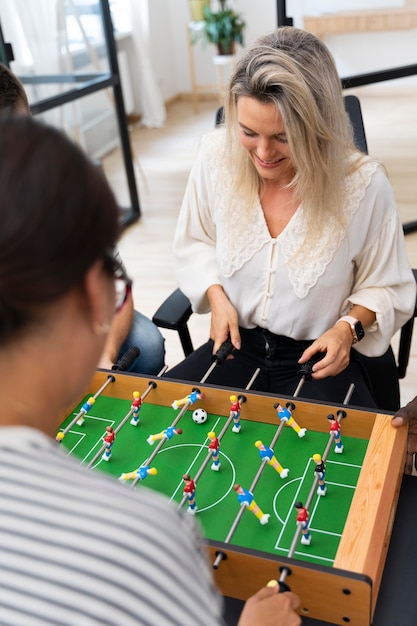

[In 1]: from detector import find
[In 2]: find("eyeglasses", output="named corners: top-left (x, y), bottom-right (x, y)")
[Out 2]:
top-left (103, 251), bottom-right (133, 313)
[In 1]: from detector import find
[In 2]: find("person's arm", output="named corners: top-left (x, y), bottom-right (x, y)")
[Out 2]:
top-left (391, 396), bottom-right (417, 474)
top-left (238, 581), bottom-right (301, 626)
top-left (300, 166), bottom-right (415, 379)
top-left (299, 304), bottom-right (376, 379)
top-left (98, 291), bottom-right (134, 369)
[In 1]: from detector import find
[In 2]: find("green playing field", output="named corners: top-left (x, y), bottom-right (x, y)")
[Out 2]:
top-left (59, 392), bottom-right (369, 568)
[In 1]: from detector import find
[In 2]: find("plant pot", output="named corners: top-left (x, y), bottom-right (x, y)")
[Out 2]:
top-left (188, 0), bottom-right (210, 22)
top-left (217, 41), bottom-right (236, 55)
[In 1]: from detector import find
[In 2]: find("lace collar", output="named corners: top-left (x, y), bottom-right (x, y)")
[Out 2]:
top-left (204, 132), bottom-right (377, 298)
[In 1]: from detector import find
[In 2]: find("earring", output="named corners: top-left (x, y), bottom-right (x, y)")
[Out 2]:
top-left (92, 321), bottom-right (111, 336)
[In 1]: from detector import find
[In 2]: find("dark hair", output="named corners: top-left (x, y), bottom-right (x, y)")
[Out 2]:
top-left (0, 63), bottom-right (30, 113)
top-left (0, 115), bottom-right (120, 344)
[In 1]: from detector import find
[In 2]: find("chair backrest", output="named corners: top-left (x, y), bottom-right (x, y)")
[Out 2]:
top-left (343, 95), bottom-right (368, 154)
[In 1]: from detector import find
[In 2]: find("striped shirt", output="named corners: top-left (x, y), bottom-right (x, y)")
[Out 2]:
top-left (0, 427), bottom-right (224, 625)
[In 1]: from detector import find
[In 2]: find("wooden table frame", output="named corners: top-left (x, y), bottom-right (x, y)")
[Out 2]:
top-left (66, 370), bottom-right (407, 626)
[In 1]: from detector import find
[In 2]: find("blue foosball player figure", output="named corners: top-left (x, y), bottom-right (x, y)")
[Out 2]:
top-left (274, 403), bottom-right (307, 438)
top-left (233, 484), bottom-right (270, 525)
top-left (171, 388), bottom-right (205, 410)
top-left (147, 426), bottom-right (183, 445)
top-left (77, 396), bottom-right (95, 426)
top-left (255, 440), bottom-right (289, 478)
top-left (119, 465), bottom-right (158, 482)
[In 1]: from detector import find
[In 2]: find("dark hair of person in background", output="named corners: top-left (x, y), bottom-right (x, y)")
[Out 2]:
top-left (0, 62), bottom-right (30, 113)
top-left (0, 114), bottom-right (120, 346)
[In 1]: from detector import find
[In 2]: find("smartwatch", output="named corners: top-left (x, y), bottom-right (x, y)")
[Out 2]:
top-left (336, 315), bottom-right (365, 344)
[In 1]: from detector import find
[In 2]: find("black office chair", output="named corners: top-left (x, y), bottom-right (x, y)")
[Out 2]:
top-left (153, 95), bottom-right (417, 411)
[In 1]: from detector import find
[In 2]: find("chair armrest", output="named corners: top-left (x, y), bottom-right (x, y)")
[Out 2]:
top-left (397, 268), bottom-right (417, 379)
top-left (152, 288), bottom-right (194, 356)
top-left (152, 288), bottom-right (192, 329)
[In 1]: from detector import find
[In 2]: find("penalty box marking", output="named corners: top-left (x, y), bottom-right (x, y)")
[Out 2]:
top-left (62, 412), bottom-right (116, 464)
top-left (273, 457), bottom-right (362, 555)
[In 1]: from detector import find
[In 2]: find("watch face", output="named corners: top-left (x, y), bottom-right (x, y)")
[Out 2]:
top-left (354, 321), bottom-right (365, 342)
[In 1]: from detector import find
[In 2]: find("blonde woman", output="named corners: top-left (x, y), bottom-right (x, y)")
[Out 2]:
top-left (171, 27), bottom-right (415, 408)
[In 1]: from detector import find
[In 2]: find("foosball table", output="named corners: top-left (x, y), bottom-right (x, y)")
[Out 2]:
top-left (57, 370), bottom-right (407, 626)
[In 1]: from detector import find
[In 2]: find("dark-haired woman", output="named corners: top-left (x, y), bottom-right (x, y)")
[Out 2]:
top-left (0, 115), bottom-right (300, 626)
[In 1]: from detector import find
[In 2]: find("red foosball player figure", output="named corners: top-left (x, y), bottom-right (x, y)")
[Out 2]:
top-left (102, 426), bottom-right (116, 462)
top-left (229, 394), bottom-right (242, 433)
top-left (328, 413), bottom-right (344, 453)
top-left (130, 391), bottom-right (142, 426)
top-left (207, 431), bottom-right (221, 471)
top-left (274, 403), bottom-right (306, 438)
top-left (147, 426), bottom-right (183, 445)
top-left (233, 484), bottom-right (270, 525)
top-left (255, 440), bottom-right (289, 478)
top-left (182, 473), bottom-right (197, 514)
top-left (313, 453), bottom-right (326, 496)
top-left (119, 465), bottom-right (157, 482)
top-left (76, 396), bottom-right (95, 426)
top-left (294, 501), bottom-right (311, 545)
top-left (171, 388), bottom-right (205, 410)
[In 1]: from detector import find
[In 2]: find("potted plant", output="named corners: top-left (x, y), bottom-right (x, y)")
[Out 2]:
top-left (193, 1), bottom-right (245, 56)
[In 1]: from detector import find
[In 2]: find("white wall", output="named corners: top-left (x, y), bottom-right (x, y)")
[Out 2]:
top-left (127, 0), bottom-right (417, 108)
top-left (154, 0), bottom-right (278, 100)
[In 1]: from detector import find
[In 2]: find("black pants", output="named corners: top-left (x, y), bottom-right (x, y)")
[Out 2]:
top-left (165, 327), bottom-right (377, 409)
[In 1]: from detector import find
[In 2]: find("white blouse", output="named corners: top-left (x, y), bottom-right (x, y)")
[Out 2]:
top-left (173, 129), bottom-right (416, 357)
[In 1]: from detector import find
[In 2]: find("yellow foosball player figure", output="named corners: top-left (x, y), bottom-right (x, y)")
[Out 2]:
top-left (255, 440), bottom-right (289, 478)
top-left (119, 466), bottom-right (158, 482)
top-left (171, 388), bottom-right (205, 410)
top-left (274, 404), bottom-right (307, 438)
top-left (147, 426), bottom-right (183, 446)
top-left (233, 484), bottom-right (270, 525)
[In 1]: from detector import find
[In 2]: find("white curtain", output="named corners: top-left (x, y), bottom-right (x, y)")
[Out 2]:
top-left (0, 0), bottom-right (61, 127)
top-left (0, 0), bottom-right (59, 77)
top-left (0, 0), bottom-right (166, 131)
top-left (129, 0), bottom-right (166, 128)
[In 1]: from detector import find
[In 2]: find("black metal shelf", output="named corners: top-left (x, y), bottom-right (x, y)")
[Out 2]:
top-left (0, 0), bottom-right (140, 226)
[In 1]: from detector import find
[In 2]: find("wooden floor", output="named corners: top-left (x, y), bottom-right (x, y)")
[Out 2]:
top-left (103, 84), bottom-right (417, 408)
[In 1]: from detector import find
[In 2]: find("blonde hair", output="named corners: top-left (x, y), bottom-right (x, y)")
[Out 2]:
top-left (224, 27), bottom-right (364, 240)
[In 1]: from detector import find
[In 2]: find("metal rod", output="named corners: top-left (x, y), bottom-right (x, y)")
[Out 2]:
top-left (281, 384), bottom-right (355, 582)
top-left (57, 374), bottom-right (116, 440)
top-left (87, 379), bottom-right (157, 468)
